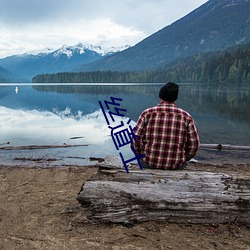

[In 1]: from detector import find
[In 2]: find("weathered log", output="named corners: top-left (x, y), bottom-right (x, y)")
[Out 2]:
top-left (77, 164), bottom-right (250, 225)
top-left (200, 143), bottom-right (250, 151)
top-left (13, 157), bottom-right (59, 163)
top-left (0, 144), bottom-right (88, 150)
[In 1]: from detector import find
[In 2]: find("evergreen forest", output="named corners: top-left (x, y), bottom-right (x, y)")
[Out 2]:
top-left (33, 43), bottom-right (250, 85)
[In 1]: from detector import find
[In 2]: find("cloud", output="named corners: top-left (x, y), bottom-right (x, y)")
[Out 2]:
top-left (0, 0), bottom-right (208, 57)
top-left (0, 0), bottom-right (207, 32)
top-left (0, 18), bottom-right (145, 57)
top-left (0, 0), bottom-right (71, 25)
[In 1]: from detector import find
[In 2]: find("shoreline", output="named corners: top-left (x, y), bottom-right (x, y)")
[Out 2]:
top-left (0, 163), bottom-right (249, 249)
top-left (0, 161), bottom-right (250, 171)
top-left (2, 148), bottom-right (250, 168)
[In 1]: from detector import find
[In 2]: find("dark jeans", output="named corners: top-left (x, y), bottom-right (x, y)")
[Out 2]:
top-left (139, 159), bottom-right (188, 170)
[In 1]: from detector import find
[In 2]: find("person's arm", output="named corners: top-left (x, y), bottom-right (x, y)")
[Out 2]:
top-left (185, 119), bottom-right (200, 161)
top-left (131, 112), bottom-right (147, 155)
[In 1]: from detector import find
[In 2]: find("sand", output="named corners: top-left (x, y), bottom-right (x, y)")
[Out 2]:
top-left (0, 163), bottom-right (249, 250)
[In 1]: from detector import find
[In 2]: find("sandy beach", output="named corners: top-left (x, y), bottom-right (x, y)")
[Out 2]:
top-left (0, 163), bottom-right (249, 250)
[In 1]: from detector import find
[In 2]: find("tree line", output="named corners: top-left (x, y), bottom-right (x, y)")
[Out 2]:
top-left (33, 43), bottom-right (250, 85)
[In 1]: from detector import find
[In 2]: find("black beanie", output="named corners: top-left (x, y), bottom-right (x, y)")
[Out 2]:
top-left (159, 82), bottom-right (179, 102)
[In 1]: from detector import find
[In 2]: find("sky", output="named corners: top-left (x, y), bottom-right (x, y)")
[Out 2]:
top-left (0, 0), bottom-right (208, 58)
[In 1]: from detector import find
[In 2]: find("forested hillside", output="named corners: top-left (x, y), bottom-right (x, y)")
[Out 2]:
top-left (0, 66), bottom-right (25, 83)
top-left (75, 0), bottom-right (250, 72)
top-left (33, 43), bottom-right (250, 85)
top-left (151, 43), bottom-right (250, 84)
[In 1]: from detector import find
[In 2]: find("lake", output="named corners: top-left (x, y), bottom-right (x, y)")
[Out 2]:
top-left (0, 83), bottom-right (250, 167)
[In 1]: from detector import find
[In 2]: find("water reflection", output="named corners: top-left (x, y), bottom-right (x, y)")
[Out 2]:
top-left (0, 106), bottom-right (112, 145)
top-left (178, 84), bottom-right (250, 123)
top-left (33, 83), bottom-right (250, 122)
top-left (0, 83), bottom-right (250, 166)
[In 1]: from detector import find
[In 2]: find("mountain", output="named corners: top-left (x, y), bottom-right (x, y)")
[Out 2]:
top-left (0, 65), bottom-right (26, 83)
top-left (32, 42), bottom-right (250, 85)
top-left (76, 0), bottom-right (250, 72)
top-left (0, 43), bottom-right (129, 81)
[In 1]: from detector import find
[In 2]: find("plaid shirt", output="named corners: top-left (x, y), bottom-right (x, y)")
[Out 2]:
top-left (131, 101), bottom-right (200, 169)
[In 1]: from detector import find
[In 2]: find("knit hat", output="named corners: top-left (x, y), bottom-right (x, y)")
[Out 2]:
top-left (159, 82), bottom-right (179, 102)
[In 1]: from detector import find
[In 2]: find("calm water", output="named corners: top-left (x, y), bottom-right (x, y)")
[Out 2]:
top-left (0, 83), bottom-right (250, 167)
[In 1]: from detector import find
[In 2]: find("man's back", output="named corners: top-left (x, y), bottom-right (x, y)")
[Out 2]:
top-left (131, 82), bottom-right (200, 170)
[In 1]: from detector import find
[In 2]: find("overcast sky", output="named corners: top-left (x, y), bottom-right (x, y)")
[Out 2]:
top-left (0, 0), bottom-right (208, 58)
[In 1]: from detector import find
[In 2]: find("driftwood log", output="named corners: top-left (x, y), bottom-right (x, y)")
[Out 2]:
top-left (77, 161), bottom-right (250, 225)
top-left (0, 144), bottom-right (88, 150)
top-left (200, 143), bottom-right (250, 151)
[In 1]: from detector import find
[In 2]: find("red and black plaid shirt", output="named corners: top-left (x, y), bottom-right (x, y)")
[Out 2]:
top-left (131, 101), bottom-right (200, 169)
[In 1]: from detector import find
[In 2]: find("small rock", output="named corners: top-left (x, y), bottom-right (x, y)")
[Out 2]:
top-left (121, 221), bottom-right (135, 228)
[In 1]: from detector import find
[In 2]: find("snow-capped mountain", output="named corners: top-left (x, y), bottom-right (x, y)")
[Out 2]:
top-left (51, 43), bottom-right (130, 58)
top-left (0, 43), bottom-right (130, 82)
top-left (29, 43), bottom-right (130, 58)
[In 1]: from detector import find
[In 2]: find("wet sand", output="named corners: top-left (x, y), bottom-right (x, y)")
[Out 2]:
top-left (0, 163), bottom-right (249, 250)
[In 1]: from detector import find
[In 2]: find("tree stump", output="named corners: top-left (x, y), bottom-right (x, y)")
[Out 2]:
top-left (76, 162), bottom-right (250, 225)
